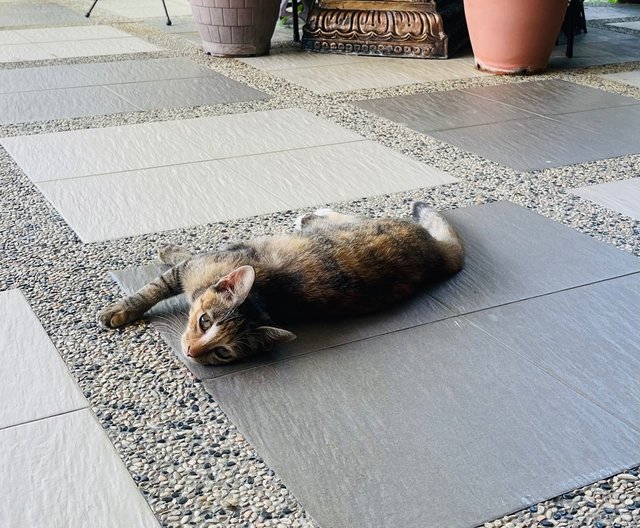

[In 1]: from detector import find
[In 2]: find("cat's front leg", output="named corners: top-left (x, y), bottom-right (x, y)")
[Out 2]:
top-left (98, 265), bottom-right (185, 329)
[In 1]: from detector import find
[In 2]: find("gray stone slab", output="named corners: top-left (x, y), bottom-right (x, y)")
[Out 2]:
top-left (204, 318), bottom-right (640, 528)
top-left (104, 76), bottom-right (269, 110)
top-left (352, 89), bottom-right (533, 133)
top-left (466, 273), bottom-right (640, 428)
top-left (0, 64), bottom-right (91, 94)
top-left (37, 160), bottom-right (289, 242)
top-left (429, 202), bottom-right (640, 314)
top-left (109, 264), bottom-right (454, 380)
top-left (0, 85), bottom-right (138, 124)
top-left (554, 105), bottom-right (640, 150)
top-left (0, 409), bottom-right (159, 527)
top-left (0, 290), bottom-right (86, 430)
top-left (463, 79), bottom-right (638, 116)
top-left (598, 69), bottom-right (640, 90)
top-left (430, 115), bottom-right (638, 171)
top-left (70, 57), bottom-right (217, 85)
top-left (573, 177), bottom-right (640, 220)
top-left (0, 3), bottom-right (83, 27)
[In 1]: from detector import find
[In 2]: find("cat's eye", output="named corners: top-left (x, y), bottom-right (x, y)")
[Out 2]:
top-left (212, 346), bottom-right (233, 361)
top-left (199, 313), bottom-right (212, 331)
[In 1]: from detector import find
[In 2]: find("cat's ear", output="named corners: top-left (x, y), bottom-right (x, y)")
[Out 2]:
top-left (255, 326), bottom-right (297, 347)
top-left (214, 265), bottom-right (255, 307)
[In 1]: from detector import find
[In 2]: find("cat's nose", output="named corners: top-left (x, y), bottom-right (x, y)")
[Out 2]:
top-left (186, 346), bottom-right (193, 357)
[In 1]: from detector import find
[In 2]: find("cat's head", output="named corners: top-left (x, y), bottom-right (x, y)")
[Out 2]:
top-left (181, 265), bottom-right (296, 365)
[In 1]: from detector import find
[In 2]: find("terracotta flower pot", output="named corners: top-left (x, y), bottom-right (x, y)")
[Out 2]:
top-left (188, 0), bottom-right (279, 57)
top-left (464, 0), bottom-right (568, 74)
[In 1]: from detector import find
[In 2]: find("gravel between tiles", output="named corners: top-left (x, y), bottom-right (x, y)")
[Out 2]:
top-left (1, 2), bottom-right (639, 527)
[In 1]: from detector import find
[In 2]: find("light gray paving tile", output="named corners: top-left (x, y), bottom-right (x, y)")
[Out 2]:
top-left (466, 274), bottom-right (640, 427)
top-left (93, 0), bottom-right (192, 18)
top-left (598, 69), bottom-right (640, 89)
top-left (573, 177), bottom-right (640, 220)
top-left (0, 409), bottom-right (159, 528)
top-left (142, 15), bottom-right (197, 35)
top-left (1, 121), bottom-right (216, 182)
top-left (205, 318), bottom-right (640, 528)
top-left (0, 290), bottom-right (86, 430)
top-left (353, 90), bottom-right (533, 132)
top-left (43, 37), bottom-right (161, 58)
top-left (0, 30), bottom-right (29, 44)
top-left (429, 202), bottom-right (640, 314)
top-left (430, 115), bottom-right (638, 171)
top-left (463, 79), bottom-right (638, 116)
top-left (104, 75), bottom-right (268, 109)
top-left (0, 3), bottom-right (82, 27)
top-left (0, 42), bottom-right (55, 63)
top-left (610, 21), bottom-right (640, 31)
top-left (70, 57), bottom-right (216, 85)
top-left (270, 55), bottom-right (483, 94)
top-left (14, 25), bottom-right (133, 43)
top-left (222, 141), bottom-right (458, 209)
top-left (110, 263), bottom-right (454, 380)
top-left (553, 105), bottom-right (640, 150)
top-left (586, 5), bottom-right (640, 19)
top-left (37, 160), bottom-right (289, 242)
top-left (0, 85), bottom-right (138, 125)
top-left (239, 48), bottom-right (369, 71)
top-left (164, 108), bottom-right (363, 159)
top-left (0, 64), bottom-right (93, 94)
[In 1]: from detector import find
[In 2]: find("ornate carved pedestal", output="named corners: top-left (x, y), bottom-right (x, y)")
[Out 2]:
top-left (302, 0), bottom-right (468, 59)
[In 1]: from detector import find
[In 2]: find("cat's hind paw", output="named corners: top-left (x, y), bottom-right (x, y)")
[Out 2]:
top-left (97, 302), bottom-right (138, 329)
top-left (293, 213), bottom-right (316, 232)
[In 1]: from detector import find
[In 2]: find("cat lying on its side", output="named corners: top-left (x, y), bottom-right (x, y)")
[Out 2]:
top-left (98, 203), bottom-right (464, 365)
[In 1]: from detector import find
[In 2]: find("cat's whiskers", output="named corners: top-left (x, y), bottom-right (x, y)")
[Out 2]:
top-left (153, 314), bottom-right (187, 339)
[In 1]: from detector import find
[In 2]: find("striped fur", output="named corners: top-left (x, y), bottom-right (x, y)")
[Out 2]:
top-left (98, 203), bottom-right (464, 364)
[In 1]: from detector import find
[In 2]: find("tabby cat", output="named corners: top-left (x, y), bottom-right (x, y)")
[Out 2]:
top-left (98, 203), bottom-right (464, 365)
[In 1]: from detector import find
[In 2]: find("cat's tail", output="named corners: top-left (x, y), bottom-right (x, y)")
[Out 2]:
top-left (411, 202), bottom-right (465, 275)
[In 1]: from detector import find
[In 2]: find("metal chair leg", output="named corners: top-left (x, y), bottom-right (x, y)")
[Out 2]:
top-left (292, 0), bottom-right (300, 42)
top-left (85, 0), bottom-right (99, 17)
top-left (86, 0), bottom-right (171, 25)
top-left (160, 0), bottom-right (172, 26)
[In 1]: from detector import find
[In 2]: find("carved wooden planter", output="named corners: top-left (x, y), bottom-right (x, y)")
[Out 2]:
top-left (302, 0), bottom-right (468, 59)
top-left (188, 0), bottom-right (279, 57)
top-left (464, 0), bottom-right (568, 74)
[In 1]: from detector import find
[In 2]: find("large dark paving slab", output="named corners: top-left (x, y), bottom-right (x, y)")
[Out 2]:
top-left (466, 273), bottom-right (640, 428)
top-left (430, 115), bottom-right (639, 171)
top-left (110, 201), bottom-right (640, 379)
top-left (357, 80), bottom-right (640, 171)
top-left (204, 317), bottom-right (640, 528)
top-left (432, 201), bottom-right (640, 314)
top-left (109, 266), bottom-right (454, 380)
top-left (554, 104), bottom-right (640, 149)
top-left (353, 90), bottom-right (532, 132)
top-left (463, 79), bottom-right (638, 116)
top-left (430, 117), bottom-right (638, 171)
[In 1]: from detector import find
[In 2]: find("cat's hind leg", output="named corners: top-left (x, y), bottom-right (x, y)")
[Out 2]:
top-left (411, 202), bottom-right (465, 274)
top-left (98, 264), bottom-right (186, 329)
top-left (159, 244), bottom-right (193, 265)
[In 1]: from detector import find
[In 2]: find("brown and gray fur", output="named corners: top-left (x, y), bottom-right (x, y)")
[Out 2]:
top-left (98, 203), bottom-right (464, 365)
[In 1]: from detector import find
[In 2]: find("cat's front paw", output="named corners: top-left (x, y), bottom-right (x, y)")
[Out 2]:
top-left (158, 244), bottom-right (192, 265)
top-left (97, 302), bottom-right (137, 329)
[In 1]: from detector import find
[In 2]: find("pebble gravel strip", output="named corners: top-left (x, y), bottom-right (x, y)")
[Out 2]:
top-left (1, 1), bottom-right (639, 526)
